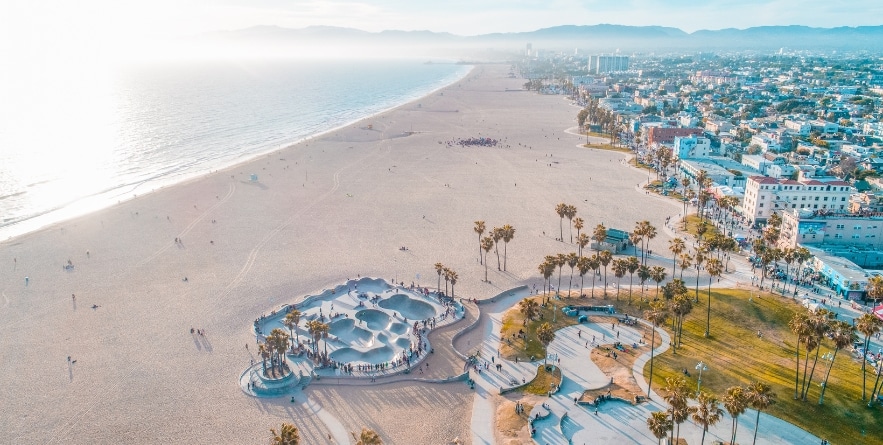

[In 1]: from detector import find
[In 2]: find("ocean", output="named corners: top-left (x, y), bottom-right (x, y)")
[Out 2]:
top-left (0, 59), bottom-right (471, 241)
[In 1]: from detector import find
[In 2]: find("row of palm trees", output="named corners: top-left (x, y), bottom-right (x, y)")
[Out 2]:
top-left (270, 423), bottom-right (383, 445)
top-left (268, 310), bottom-right (334, 369)
top-left (577, 96), bottom-right (622, 144)
top-left (259, 328), bottom-right (291, 376)
top-left (647, 377), bottom-right (776, 445)
top-left (473, 221), bottom-right (516, 271)
top-left (434, 263), bottom-right (459, 297)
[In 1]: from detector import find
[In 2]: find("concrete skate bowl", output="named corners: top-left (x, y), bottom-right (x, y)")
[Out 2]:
top-left (355, 309), bottom-right (392, 331)
top-left (330, 345), bottom-right (396, 365)
top-left (329, 318), bottom-right (374, 347)
top-left (378, 293), bottom-right (437, 320)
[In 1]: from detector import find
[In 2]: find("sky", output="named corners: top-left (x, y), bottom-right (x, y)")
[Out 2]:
top-left (1, 0), bottom-right (881, 61)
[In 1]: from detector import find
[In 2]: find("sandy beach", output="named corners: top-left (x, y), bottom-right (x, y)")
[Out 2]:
top-left (0, 64), bottom-right (683, 444)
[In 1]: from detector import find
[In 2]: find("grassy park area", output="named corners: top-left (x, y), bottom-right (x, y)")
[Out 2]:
top-left (644, 288), bottom-right (882, 444)
top-left (523, 364), bottom-right (563, 395)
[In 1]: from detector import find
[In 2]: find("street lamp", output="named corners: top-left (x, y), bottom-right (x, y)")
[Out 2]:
top-left (695, 361), bottom-right (709, 395)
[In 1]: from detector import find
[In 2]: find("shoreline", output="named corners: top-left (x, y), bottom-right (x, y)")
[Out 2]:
top-left (0, 63), bottom-right (474, 244)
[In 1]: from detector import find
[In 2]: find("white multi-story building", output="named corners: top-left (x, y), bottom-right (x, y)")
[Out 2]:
top-left (750, 134), bottom-right (781, 152)
top-left (673, 135), bottom-right (711, 159)
top-left (742, 176), bottom-right (853, 224)
top-left (784, 119), bottom-right (811, 136)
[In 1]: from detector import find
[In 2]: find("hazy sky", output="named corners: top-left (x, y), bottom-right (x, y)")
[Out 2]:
top-left (2, 0), bottom-right (880, 60)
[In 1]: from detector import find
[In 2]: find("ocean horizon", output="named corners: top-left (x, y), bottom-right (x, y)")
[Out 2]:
top-left (0, 58), bottom-right (472, 241)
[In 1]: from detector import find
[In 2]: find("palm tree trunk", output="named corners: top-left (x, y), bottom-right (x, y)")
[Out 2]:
top-left (591, 274), bottom-right (596, 298)
top-left (870, 366), bottom-right (883, 405)
top-left (732, 416), bottom-right (739, 445)
top-left (752, 410), bottom-right (761, 445)
top-left (706, 283), bottom-right (712, 337)
top-left (557, 269), bottom-right (563, 296)
top-left (484, 257), bottom-right (488, 282)
top-left (478, 235), bottom-right (482, 264)
top-left (580, 274), bottom-right (586, 298)
top-left (628, 274), bottom-right (634, 304)
top-left (800, 346), bottom-right (812, 400)
top-left (802, 346), bottom-right (823, 400)
top-left (700, 428), bottom-right (706, 445)
top-left (504, 242), bottom-right (508, 271)
top-left (569, 269), bottom-right (574, 297)
top-left (863, 335), bottom-right (871, 401)
top-left (560, 218), bottom-right (564, 241)
top-left (818, 348), bottom-right (839, 405)
top-left (495, 245), bottom-right (501, 271)
top-left (794, 337), bottom-right (801, 399)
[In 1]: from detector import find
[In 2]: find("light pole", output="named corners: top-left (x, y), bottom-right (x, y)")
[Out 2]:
top-left (695, 361), bottom-right (708, 395)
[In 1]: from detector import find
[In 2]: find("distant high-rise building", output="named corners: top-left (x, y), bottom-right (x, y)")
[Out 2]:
top-left (588, 55), bottom-right (630, 74)
top-left (526, 43), bottom-right (532, 56)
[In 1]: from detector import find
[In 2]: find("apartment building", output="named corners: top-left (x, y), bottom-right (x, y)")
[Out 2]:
top-left (647, 127), bottom-right (703, 146)
top-left (742, 176), bottom-right (853, 224)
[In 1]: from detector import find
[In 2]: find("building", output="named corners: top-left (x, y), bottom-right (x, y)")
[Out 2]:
top-left (647, 127), bottom-right (703, 146)
top-left (680, 159), bottom-right (745, 188)
top-left (589, 55), bottom-right (629, 74)
top-left (780, 209), bottom-right (883, 248)
top-left (766, 163), bottom-right (797, 179)
top-left (784, 119), bottom-right (811, 136)
top-left (807, 247), bottom-right (871, 299)
top-left (742, 176), bottom-right (853, 224)
top-left (673, 135), bottom-right (712, 159)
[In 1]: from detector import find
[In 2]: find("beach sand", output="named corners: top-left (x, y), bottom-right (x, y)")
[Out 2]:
top-left (0, 64), bottom-right (681, 443)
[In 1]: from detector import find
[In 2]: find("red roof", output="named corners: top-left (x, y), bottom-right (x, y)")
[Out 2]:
top-left (874, 304), bottom-right (883, 321)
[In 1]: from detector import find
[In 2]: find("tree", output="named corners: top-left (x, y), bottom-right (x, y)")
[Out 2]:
top-left (668, 237), bottom-right (686, 277)
top-left (592, 224), bottom-right (608, 252)
top-left (644, 300), bottom-right (668, 397)
top-left (598, 250), bottom-right (613, 296)
top-left (647, 411), bottom-right (672, 445)
top-left (690, 391), bottom-right (724, 445)
top-left (501, 224), bottom-right (515, 271)
top-left (573, 217), bottom-right (585, 244)
top-left (650, 266), bottom-right (667, 300)
top-left (307, 320), bottom-right (323, 356)
top-left (612, 258), bottom-right (627, 301)
top-left (284, 310), bottom-right (302, 351)
top-left (637, 265), bottom-right (652, 301)
top-left (704, 258), bottom-right (723, 338)
top-left (662, 375), bottom-right (690, 445)
top-left (448, 269), bottom-right (459, 300)
top-left (566, 252), bottom-right (579, 297)
top-left (519, 298), bottom-right (540, 322)
top-left (626, 256), bottom-right (640, 305)
top-left (492, 227), bottom-right (504, 271)
top-left (434, 263), bottom-right (445, 293)
top-left (745, 381), bottom-right (776, 445)
top-left (565, 205), bottom-right (577, 242)
top-left (577, 233), bottom-right (590, 257)
top-left (587, 254), bottom-right (601, 298)
top-left (801, 309), bottom-right (832, 401)
top-left (555, 253), bottom-right (567, 296)
top-left (789, 311), bottom-right (811, 400)
top-left (555, 203), bottom-right (568, 241)
top-left (481, 236), bottom-right (494, 282)
top-left (868, 275), bottom-right (883, 309)
top-left (678, 252), bottom-right (693, 280)
top-left (258, 343), bottom-right (269, 374)
top-left (473, 221), bottom-right (486, 264)
top-left (723, 385), bottom-right (748, 445)
top-left (443, 267), bottom-right (451, 296)
top-left (856, 313), bottom-right (883, 401)
top-left (267, 328), bottom-right (291, 373)
top-left (537, 322), bottom-right (555, 363)
top-left (576, 256), bottom-right (590, 298)
top-left (669, 288), bottom-right (692, 349)
top-left (352, 427), bottom-right (383, 445)
top-left (693, 248), bottom-right (706, 302)
top-left (819, 320), bottom-right (856, 405)
top-left (270, 422), bottom-right (301, 445)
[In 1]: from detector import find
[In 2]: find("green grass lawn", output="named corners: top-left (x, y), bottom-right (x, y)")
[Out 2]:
top-left (682, 214), bottom-right (723, 239)
top-left (583, 142), bottom-right (631, 152)
top-left (643, 288), bottom-right (882, 444)
top-left (523, 364), bottom-right (564, 395)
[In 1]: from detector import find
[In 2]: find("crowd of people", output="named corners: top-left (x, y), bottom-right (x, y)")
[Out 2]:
top-left (443, 136), bottom-right (506, 148)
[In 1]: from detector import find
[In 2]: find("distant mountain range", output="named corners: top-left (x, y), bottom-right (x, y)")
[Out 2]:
top-left (202, 24), bottom-right (883, 55)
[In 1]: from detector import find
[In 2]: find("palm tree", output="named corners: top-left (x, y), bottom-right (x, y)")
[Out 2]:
top-left (630, 231), bottom-right (643, 259)
top-left (555, 253), bottom-right (567, 296)
top-left (258, 343), bottom-right (269, 374)
top-left (565, 205), bottom-right (577, 243)
top-left (662, 375), bottom-right (690, 445)
top-left (598, 250), bottom-right (613, 296)
top-left (789, 311), bottom-right (811, 400)
top-left (352, 427), bottom-right (383, 445)
top-left (670, 291), bottom-right (693, 349)
top-left (577, 256), bottom-right (590, 298)
top-left (650, 266), bottom-right (667, 300)
top-left (566, 252), bottom-right (579, 297)
top-left (745, 381), bottom-right (776, 445)
top-left (320, 322), bottom-right (330, 359)
top-left (612, 258), bottom-right (627, 301)
top-left (647, 411), bottom-right (672, 445)
top-left (538, 259), bottom-right (554, 297)
top-left (434, 263), bottom-right (444, 293)
top-left (723, 385), bottom-right (748, 445)
top-left (501, 224), bottom-right (515, 271)
top-left (519, 298), bottom-right (540, 321)
top-left (577, 233), bottom-right (590, 257)
top-left (678, 252), bottom-right (693, 280)
top-left (819, 320), bottom-right (856, 405)
top-left (555, 203), bottom-right (568, 241)
top-left (270, 422), bottom-right (301, 445)
top-left (473, 221), bottom-right (486, 264)
top-left (704, 258), bottom-right (723, 338)
top-left (284, 310), bottom-right (302, 350)
top-left (443, 267), bottom-right (451, 296)
top-left (492, 227), bottom-right (504, 271)
top-left (669, 237), bottom-right (686, 277)
top-left (307, 320), bottom-right (323, 356)
top-left (693, 248), bottom-right (706, 302)
top-left (573, 217), bottom-right (585, 244)
top-left (637, 265), bottom-right (652, 301)
top-left (592, 224), bottom-right (608, 252)
top-left (856, 313), bottom-right (883, 401)
top-left (448, 270), bottom-right (459, 299)
top-left (868, 275), bottom-right (883, 312)
top-left (690, 391), bottom-right (724, 445)
top-left (626, 256), bottom-right (640, 305)
top-left (481, 236), bottom-right (494, 282)
top-left (537, 322), bottom-right (555, 363)
top-left (645, 300), bottom-right (668, 398)
top-left (801, 309), bottom-right (832, 401)
top-left (588, 254), bottom-right (601, 298)
top-left (267, 328), bottom-right (290, 372)
top-left (642, 221), bottom-right (658, 264)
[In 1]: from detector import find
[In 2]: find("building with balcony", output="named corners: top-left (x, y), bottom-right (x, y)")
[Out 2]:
top-left (742, 176), bottom-right (852, 224)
